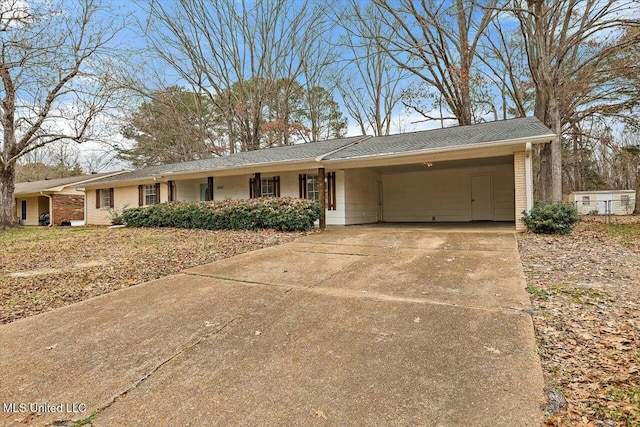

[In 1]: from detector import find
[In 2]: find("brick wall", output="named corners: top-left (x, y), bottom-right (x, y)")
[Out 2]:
top-left (52, 194), bottom-right (84, 225)
top-left (514, 151), bottom-right (527, 231)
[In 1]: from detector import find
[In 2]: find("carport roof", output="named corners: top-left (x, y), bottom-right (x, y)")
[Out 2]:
top-left (322, 117), bottom-right (554, 160)
top-left (85, 117), bottom-right (553, 187)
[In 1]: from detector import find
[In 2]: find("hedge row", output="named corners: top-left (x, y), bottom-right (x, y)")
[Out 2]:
top-left (120, 197), bottom-right (322, 231)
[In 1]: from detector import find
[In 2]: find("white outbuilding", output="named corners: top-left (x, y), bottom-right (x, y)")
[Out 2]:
top-left (569, 190), bottom-right (636, 215)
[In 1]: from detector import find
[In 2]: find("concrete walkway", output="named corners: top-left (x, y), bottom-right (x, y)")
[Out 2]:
top-left (0, 227), bottom-right (544, 426)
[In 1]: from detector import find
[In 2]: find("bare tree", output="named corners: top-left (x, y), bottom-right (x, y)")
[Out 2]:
top-left (512, 0), bottom-right (640, 202)
top-left (141, 0), bottom-right (326, 152)
top-left (352, 0), bottom-right (498, 126)
top-left (0, 0), bottom-right (127, 228)
top-left (335, 3), bottom-right (406, 136)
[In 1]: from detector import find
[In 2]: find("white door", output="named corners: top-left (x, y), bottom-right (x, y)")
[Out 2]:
top-left (470, 175), bottom-right (493, 220)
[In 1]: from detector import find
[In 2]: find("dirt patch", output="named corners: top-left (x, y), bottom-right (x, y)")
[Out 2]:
top-left (518, 218), bottom-right (640, 426)
top-left (0, 226), bottom-right (312, 324)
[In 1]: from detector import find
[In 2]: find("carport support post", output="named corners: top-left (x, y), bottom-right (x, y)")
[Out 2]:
top-left (318, 167), bottom-right (326, 229)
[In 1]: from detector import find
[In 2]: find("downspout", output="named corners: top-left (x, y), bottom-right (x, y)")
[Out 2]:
top-left (525, 142), bottom-right (533, 211)
top-left (40, 192), bottom-right (53, 227)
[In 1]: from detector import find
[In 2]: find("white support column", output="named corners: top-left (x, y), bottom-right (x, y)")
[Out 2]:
top-left (525, 142), bottom-right (533, 211)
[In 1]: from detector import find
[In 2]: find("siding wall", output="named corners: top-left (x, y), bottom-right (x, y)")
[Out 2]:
top-left (344, 168), bottom-right (379, 225)
top-left (85, 170), bottom-right (348, 225)
top-left (382, 162), bottom-right (515, 223)
top-left (86, 186), bottom-right (141, 225)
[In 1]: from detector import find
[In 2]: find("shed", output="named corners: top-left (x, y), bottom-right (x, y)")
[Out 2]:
top-left (569, 190), bottom-right (636, 215)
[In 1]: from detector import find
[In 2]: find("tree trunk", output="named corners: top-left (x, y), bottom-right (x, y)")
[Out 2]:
top-left (0, 163), bottom-right (18, 229)
top-left (635, 169), bottom-right (640, 214)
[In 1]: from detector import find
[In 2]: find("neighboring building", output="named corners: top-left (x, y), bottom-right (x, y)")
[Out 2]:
top-left (14, 172), bottom-right (125, 226)
top-left (81, 117), bottom-right (556, 231)
top-left (569, 190), bottom-right (636, 215)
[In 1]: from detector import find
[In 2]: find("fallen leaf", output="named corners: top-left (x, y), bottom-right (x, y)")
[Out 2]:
top-left (413, 317), bottom-right (421, 323)
top-left (313, 410), bottom-right (327, 420)
top-left (483, 346), bottom-right (501, 354)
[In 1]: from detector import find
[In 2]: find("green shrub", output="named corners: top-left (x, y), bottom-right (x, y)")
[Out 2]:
top-left (120, 197), bottom-right (322, 232)
top-left (521, 202), bottom-right (579, 234)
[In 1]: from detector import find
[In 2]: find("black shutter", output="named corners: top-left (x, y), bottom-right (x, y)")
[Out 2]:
top-left (168, 180), bottom-right (174, 202)
top-left (274, 176), bottom-right (280, 197)
top-left (155, 183), bottom-right (161, 204)
top-left (299, 174), bottom-right (307, 198)
top-left (254, 173), bottom-right (261, 198)
top-left (249, 178), bottom-right (255, 199)
top-left (207, 177), bottom-right (214, 201)
top-left (109, 188), bottom-right (115, 208)
top-left (96, 190), bottom-right (100, 209)
top-left (327, 172), bottom-right (336, 210)
top-left (138, 185), bottom-right (143, 207)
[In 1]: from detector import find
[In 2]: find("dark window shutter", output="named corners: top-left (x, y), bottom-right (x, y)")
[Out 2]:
top-left (155, 183), bottom-right (161, 204)
top-left (274, 176), bottom-right (280, 197)
top-left (96, 190), bottom-right (100, 209)
top-left (138, 185), bottom-right (143, 206)
top-left (207, 177), bottom-right (214, 201)
top-left (299, 174), bottom-right (307, 198)
top-left (109, 188), bottom-right (115, 208)
top-left (254, 173), bottom-right (261, 198)
top-left (168, 180), bottom-right (174, 202)
top-left (327, 172), bottom-right (336, 210)
top-left (249, 178), bottom-right (255, 199)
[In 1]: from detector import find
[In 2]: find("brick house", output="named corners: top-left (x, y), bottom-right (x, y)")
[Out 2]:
top-left (82, 118), bottom-right (555, 231)
top-left (14, 172), bottom-right (125, 226)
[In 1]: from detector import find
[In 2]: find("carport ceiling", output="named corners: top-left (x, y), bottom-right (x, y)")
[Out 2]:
top-left (368, 155), bottom-right (514, 175)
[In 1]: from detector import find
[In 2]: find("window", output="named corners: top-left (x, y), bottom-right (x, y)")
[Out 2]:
top-left (145, 185), bottom-right (157, 205)
top-left (95, 188), bottom-right (114, 209)
top-left (306, 175), bottom-right (319, 201)
top-left (249, 175), bottom-right (279, 198)
top-left (261, 178), bottom-right (275, 197)
top-left (21, 200), bottom-right (27, 221)
top-left (621, 194), bottom-right (631, 205)
top-left (298, 173), bottom-right (336, 210)
top-left (138, 183), bottom-right (160, 206)
top-left (582, 196), bottom-right (591, 206)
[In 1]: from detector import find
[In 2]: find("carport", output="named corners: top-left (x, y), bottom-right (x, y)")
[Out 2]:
top-left (322, 118), bottom-right (555, 230)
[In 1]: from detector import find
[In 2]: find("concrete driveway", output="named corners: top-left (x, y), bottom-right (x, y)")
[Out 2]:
top-left (0, 227), bottom-right (544, 426)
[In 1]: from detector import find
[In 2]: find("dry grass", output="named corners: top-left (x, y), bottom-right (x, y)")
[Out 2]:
top-left (0, 226), bottom-right (310, 324)
top-left (518, 217), bottom-right (640, 426)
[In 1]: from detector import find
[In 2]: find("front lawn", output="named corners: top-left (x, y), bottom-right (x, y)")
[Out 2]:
top-left (518, 217), bottom-right (640, 426)
top-left (0, 226), bottom-right (309, 324)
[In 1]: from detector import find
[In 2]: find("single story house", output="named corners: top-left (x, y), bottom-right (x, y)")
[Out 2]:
top-left (569, 190), bottom-right (636, 215)
top-left (14, 172), bottom-right (125, 226)
top-left (81, 117), bottom-right (556, 231)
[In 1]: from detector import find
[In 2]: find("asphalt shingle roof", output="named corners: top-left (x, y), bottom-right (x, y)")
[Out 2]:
top-left (323, 117), bottom-right (553, 160)
top-left (14, 172), bottom-right (121, 195)
top-left (87, 136), bottom-right (367, 185)
top-left (86, 117), bottom-right (553, 186)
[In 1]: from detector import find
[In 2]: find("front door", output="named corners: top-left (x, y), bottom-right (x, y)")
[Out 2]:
top-left (470, 175), bottom-right (493, 221)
